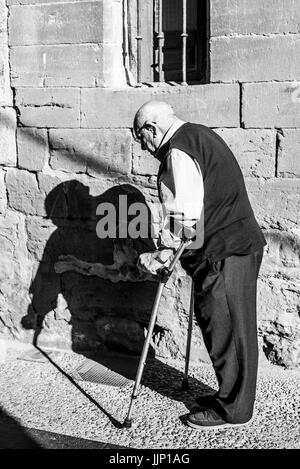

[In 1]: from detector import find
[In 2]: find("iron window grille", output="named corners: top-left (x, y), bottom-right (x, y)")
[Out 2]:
top-left (123, 0), bottom-right (209, 86)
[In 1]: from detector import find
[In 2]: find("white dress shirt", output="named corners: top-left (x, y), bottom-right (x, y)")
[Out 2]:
top-left (157, 120), bottom-right (204, 251)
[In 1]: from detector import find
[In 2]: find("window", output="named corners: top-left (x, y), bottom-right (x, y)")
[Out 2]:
top-left (124, 0), bottom-right (209, 85)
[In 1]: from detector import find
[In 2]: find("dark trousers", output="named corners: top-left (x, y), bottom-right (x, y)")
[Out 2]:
top-left (190, 249), bottom-right (263, 424)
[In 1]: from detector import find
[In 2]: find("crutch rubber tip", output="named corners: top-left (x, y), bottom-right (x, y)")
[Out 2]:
top-left (123, 418), bottom-right (133, 428)
top-left (181, 378), bottom-right (189, 391)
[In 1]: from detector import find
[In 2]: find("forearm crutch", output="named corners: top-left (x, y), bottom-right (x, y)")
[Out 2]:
top-left (181, 282), bottom-right (194, 391)
top-left (123, 238), bottom-right (190, 428)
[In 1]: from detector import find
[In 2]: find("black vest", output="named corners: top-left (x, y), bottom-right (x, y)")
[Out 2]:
top-left (157, 123), bottom-right (266, 273)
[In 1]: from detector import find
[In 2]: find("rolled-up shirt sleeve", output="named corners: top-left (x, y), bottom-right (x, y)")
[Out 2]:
top-left (158, 148), bottom-right (204, 250)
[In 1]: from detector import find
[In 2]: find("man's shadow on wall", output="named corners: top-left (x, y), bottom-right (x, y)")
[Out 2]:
top-left (21, 180), bottom-right (215, 417)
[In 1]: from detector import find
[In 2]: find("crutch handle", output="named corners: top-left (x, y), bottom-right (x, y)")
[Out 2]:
top-left (157, 236), bottom-right (192, 282)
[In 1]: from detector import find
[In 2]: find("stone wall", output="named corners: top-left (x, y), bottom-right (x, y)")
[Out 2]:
top-left (0, 0), bottom-right (299, 368)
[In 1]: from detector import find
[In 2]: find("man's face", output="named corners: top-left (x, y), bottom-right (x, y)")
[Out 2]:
top-left (135, 123), bottom-right (156, 154)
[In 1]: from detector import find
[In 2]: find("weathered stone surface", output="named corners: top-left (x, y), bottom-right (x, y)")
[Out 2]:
top-left (7, 1), bottom-right (125, 87)
top-left (258, 276), bottom-right (300, 368)
top-left (211, 0), bottom-right (300, 36)
top-left (17, 128), bottom-right (49, 171)
top-left (81, 84), bottom-right (240, 128)
top-left (0, 45), bottom-right (12, 105)
top-left (214, 129), bottom-right (276, 177)
top-left (0, 108), bottom-right (17, 166)
top-left (0, 211), bottom-right (32, 339)
top-left (211, 35), bottom-right (300, 82)
top-left (243, 82), bottom-right (300, 128)
top-left (49, 129), bottom-right (131, 176)
top-left (261, 230), bottom-right (300, 277)
top-left (0, 169), bottom-right (6, 212)
top-left (277, 130), bottom-right (300, 178)
top-left (132, 142), bottom-right (160, 176)
top-left (16, 88), bottom-right (80, 128)
top-left (36, 172), bottom-right (64, 217)
top-left (0, 0), bottom-right (8, 44)
top-left (6, 167), bottom-right (62, 217)
top-left (26, 216), bottom-right (56, 261)
top-left (0, 0), bottom-right (12, 101)
top-left (8, 2), bottom-right (104, 46)
top-left (6, 168), bottom-right (40, 215)
top-left (246, 178), bottom-right (300, 230)
top-left (0, 0), bottom-right (12, 104)
top-left (10, 43), bottom-right (121, 87)
top-left (259, 320), bottom-right (300, 369)
top-left (7, 0), bottom-right (111, 5)
top-left (0, 211), bottom-right (28, 287)
top-left (81, 88), bottom-right (150, 128)
top-left (258, 277), bottom-right (300, 321)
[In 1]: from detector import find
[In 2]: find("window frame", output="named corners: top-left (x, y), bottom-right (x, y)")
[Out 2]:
top-left (125, 0), bottom-right (209, 86)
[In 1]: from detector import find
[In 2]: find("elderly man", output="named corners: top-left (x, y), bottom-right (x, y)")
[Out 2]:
top-left (134, 100), bottom-right (266, 429)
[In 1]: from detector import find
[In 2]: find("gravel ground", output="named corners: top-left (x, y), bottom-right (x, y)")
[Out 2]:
top-left (0, 341), bottom-right (299, 449)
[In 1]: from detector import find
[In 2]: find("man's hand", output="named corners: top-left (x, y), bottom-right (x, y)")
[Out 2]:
top-left (137, 249), bottom-right (174, 276)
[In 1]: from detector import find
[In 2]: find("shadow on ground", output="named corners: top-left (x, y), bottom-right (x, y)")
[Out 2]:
top-left (0, 404), bottom-right (126, 449)
top-left (34, 346), bottom-right (215, 429)
top-left (0, 407), bottom-right (40, 449)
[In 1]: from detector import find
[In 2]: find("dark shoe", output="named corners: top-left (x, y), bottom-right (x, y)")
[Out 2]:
top-left (186, 409), bottom-right (251, 430)
top-left (195, 393), bottom-right (218, 407)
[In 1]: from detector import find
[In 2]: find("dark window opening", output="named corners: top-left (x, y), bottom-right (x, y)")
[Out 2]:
top-left (125, 0), bottom-right (209, 85)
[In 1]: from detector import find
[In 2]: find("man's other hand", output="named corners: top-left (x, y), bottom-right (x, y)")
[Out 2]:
top-left (137, 249), bottom-right (174, 276)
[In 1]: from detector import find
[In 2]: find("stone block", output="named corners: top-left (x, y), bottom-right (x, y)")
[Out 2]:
top-left (0, 211), bottom-right (28, 282)
top-left (258, 277), bottom-right (300, 321)
top-left (214, 128), bottom-right (276, 177)
top-left (49, 129), bottom-right (131, 176)
top-left (211, 0), bottom-right (300, 36)
top-left (246, 178), bottom-right (300, 230)
top-left (0, 108), bottom-right (17, 166)
top-left (6, 168), bottom-right (41, 215)
top-left (260, 322), bottom-right (300, 369)
top-left (211, 35), bottom-right (300, 82)
top-left (8, 2), bottom-right (104, 46)
top-left (37, 172), bottom-right (65, 217)
top-left (17, 128), bottom-right (49, 171)
top-left (7, 0), bottom-right (89, 4)
top-left (0, 0), bottom-right (7, 44)
top-left (6, 168), bottom-right (63, 217)
top-left (258, 277), bottom-right (300, 368)
top-left (81, 88), bottom-right (152, 129)
top-left (81, 84), bottom-right (240, 128)
top-left (26, 216), bottom-right (56, 261)
top-left (243, 82), bottom-right (300, 128)
top-left (0, 169), bottom-right (6, 212)
top-left (0, 211), bottom-right (32, 337)
top-left (277, 130), bottom-right (300, 178)
top-left (261, 229), bottom-right (300, 277)
top-left (16, 88), bottom-right (80, 128)
top-left (10, 43), bottom-right (108, 87)
top-left (0, 45), bottom-right (12, 105)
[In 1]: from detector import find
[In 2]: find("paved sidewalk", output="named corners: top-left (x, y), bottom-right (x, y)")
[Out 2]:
top-left (0, 341), bottom-right (299, 449)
